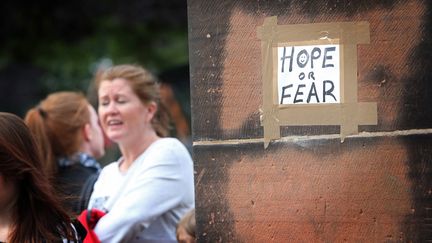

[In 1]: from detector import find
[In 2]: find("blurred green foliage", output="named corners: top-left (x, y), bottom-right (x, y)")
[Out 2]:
top-left (35, 21), bottom-right (188, 92)
top-left (0, 0), bottom-right (188, 95)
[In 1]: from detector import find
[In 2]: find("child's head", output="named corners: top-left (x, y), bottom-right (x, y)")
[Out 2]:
top-left (176, 209), bottom-right (195, 243)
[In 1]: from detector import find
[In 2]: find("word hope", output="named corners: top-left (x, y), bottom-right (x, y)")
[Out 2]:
top-left (280, 46), bottom-right (336, 73)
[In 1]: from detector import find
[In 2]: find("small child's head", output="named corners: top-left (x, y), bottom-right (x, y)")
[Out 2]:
top-left (176, 208), bottom-right (195, 243)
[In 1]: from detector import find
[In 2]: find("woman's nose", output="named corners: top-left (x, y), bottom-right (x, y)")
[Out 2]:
top-left (104, 102), bottom-right (119, 114)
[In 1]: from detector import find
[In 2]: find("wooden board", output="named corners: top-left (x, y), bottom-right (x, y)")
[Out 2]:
top-left (188, 0), bottom-right (432, 241)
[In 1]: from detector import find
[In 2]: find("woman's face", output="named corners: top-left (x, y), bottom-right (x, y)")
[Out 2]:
top-left (98, 78), bottom-right (156, 145)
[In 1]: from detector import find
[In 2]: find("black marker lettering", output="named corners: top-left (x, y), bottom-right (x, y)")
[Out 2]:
top-left (280, 84), bottom-right (293, 104)
top-left (296, 49), bottom-right (309, 68)
top-left (311, 47), bottom-right (321, 69)
top-left (280, 47), bottom-right (294, 72)
top-left (307, 82), bottom-right (319, 103)
top-left (323, 80), bottom-right (337, 102)
top-left (294, 84), bottom-right (306, 103)
top-left (308, 71), bottom-right (315, 80)
top-left (322, 47), bottom-right (336, 68)
top-left (298, 72), bottom-right (305, 80)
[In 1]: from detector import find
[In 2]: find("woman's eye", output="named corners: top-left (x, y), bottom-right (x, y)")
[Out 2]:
top-left (100, 100), bottom-right (109, 106)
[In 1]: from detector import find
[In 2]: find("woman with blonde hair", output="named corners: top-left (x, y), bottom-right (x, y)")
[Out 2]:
top-left (25, 91), bottom-right (105, 214)
top-left (85, 64), bottom-right (194, 242)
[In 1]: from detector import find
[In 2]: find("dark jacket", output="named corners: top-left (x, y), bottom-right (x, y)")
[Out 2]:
top-left (57, 153), bottom-right (101, 214)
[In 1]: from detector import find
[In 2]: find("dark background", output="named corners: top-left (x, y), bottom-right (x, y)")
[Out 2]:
top-left (0, 0), bottom-right (190, 119)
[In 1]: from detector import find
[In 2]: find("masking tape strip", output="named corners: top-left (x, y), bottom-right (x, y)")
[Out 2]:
top-left (260, 17), bottom-right (279, 148)
top-left (342, 44), bottom-right (359, 103)
top-left (259, 21), bottom-right (370, 45)
top-left (257, 16), bottom-right (376, 148)
top-left (277, 103), bottom-right (377, 125)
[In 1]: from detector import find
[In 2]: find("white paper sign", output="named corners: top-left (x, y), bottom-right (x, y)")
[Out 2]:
top-left (277, 45), bottom-right (340, 105)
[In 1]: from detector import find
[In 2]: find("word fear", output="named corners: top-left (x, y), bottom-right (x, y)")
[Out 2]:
top-left (280, 80), bottom-right (336, 104)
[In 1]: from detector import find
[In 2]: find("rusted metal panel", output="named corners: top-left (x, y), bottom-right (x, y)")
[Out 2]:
top-left (189, 0), bottom-right (432, 242)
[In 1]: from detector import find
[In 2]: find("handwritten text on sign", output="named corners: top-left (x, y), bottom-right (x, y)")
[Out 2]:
top-left (277, 45), bottom-right (340, 105)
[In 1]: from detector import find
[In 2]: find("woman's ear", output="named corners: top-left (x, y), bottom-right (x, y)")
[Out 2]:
top-left (82, 123), bottom-right (92, 142)
top-left (147, 101), bottom-right (158, 122)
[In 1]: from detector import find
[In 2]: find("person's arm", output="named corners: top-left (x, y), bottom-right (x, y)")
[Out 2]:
top-left (94, 145), bottom-right (192, 242)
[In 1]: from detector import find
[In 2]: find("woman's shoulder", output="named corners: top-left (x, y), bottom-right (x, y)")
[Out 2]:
top-left (101, 160), bottom-right (120, 169)
top-left (144, 138), bottom-right (192, 164)
top-left (97, 160), bottom-right (122, 178)
top-left (155, 137), bottom-right (181, 145)
top-left (151, 137), bottom-right (189, 153)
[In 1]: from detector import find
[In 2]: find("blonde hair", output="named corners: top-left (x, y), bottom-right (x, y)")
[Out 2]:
top-left (24, 91), bottom-right (90, 177)
top-left (177, 208), bottom-right (196, 238)
top-left (94, 64), bottom-right (171, 137)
